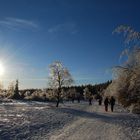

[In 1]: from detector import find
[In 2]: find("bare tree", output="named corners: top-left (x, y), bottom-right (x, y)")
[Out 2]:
top-left (48, 61), bottom-right (74, 107)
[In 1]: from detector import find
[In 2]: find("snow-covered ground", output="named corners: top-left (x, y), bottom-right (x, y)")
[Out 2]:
top-left (0, 101), bottom-right (139, 140)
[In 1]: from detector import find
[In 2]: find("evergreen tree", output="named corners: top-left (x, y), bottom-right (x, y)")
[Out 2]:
top-left (12, 80), bottom-right (21, 99)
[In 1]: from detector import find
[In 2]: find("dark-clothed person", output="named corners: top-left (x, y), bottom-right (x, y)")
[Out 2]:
top-left (98, 97), bottom-right (102, 105)
top-left (110, 96), bottom-right (115, 112)
top-left (104, 97), bottom-right (109, 112)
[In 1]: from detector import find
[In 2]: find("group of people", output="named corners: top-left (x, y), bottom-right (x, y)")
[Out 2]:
top-left (97, 96), bottom-right (116, 112)
top-left (104, 96), bottom-right (115, 112)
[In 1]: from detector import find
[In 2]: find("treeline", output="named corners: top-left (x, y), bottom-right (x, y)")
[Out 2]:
top-left (0, 80), bottom-right (111, 102)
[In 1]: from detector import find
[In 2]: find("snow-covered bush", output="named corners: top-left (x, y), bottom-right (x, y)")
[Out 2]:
top-left (67, 88), bottom-right (76, 102)
top-left (24, 90), bottom-right (46, 101)
top-left (66, 88), bottom-right (81, 103)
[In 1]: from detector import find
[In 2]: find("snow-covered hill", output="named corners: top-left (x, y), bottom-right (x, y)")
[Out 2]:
top-left (0, 101), bottom-right (139, 140)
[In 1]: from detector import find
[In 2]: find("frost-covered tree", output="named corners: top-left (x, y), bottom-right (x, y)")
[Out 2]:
top-left (67, 88), bottom-right (76, 103)
top-left (0, 81), bottom-right (3, 93)
top-left (83, 87), bottom-right (93, 105)
top-left (0, 82), bottom-right (5, 98)
top-left (106, 25), bottom-right (140, 113)
top-left (48, 61), bottom-right (73, 107)
top-left (7, 82), bottom-right (15, 98)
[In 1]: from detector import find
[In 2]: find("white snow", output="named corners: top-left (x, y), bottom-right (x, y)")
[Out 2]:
top-left (0, 101), bottom-right (139, 140)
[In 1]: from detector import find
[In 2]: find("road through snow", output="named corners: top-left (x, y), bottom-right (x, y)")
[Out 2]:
top-left (50, 103), bottom-right (140, 140)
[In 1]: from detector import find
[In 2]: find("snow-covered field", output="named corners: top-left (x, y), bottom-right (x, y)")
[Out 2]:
top-left (0, 101), bottom-right (139, 140)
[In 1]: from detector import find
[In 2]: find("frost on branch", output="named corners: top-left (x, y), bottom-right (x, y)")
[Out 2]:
top-left (113, 25), bottom-right (140, 44)
top-left (106, 26), bottom-right (140, 113)
top-left (48, 61), bottom-right (74, 107)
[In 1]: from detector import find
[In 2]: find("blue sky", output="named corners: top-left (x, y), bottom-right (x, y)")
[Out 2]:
top-left (0, 0), bottom-right (140, 89)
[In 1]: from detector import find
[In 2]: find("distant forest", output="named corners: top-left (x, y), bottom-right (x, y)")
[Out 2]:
top-left (0, 80), bottom-right (112, 102)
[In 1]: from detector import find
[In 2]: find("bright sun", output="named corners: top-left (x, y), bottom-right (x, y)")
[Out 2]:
top-left (0, 62), bottom-right (5, 76)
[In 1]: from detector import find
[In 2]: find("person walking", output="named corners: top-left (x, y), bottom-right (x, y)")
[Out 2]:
top-left (104, 97), bottom-right (109, 112)
top-left (98, 97), bottom-right (102, 105)
top-left (110, 96), bottom-right (115, 112)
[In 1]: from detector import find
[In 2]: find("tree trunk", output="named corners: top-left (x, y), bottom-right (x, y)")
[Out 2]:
top-left (56, 99), bottom-right (59, 107)
top-left (56, 89), bottom-right (60, 107)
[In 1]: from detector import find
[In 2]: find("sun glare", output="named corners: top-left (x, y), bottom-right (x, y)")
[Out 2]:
top-left (0, 62), bottom-right (5, 76)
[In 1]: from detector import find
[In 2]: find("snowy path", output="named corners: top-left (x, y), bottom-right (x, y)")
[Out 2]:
top-left (49, 103), bottom-right (140, 140)
top-left (0, 101), bottom-right (139, 140)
